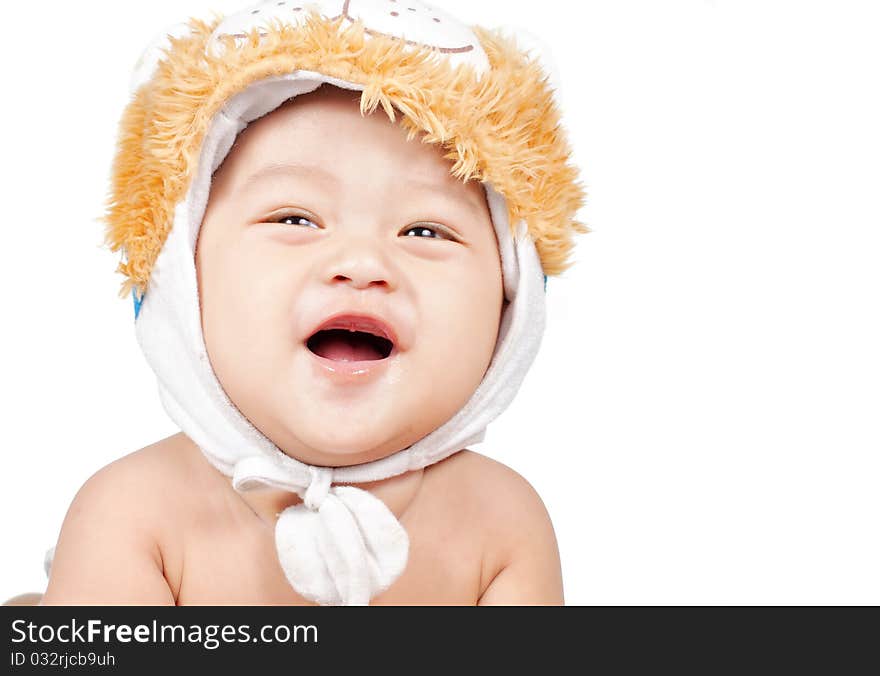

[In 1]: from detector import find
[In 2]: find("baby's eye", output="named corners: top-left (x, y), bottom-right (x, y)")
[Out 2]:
top-left (401, 224), bottom-right (454, 240)
top-left (274, 213), bottom-right (320, 229)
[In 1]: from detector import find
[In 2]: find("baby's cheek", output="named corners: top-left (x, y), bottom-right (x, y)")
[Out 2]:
top-left (421, 283), bottom-right (497, 391)
top-left (203, 271), bottom-right (284, 383)
top-left (220, 245), bottom-right (299, 332)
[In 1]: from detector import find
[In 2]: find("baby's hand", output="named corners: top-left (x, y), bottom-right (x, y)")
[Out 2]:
top-left (40, 456), bottom-right (175, 605)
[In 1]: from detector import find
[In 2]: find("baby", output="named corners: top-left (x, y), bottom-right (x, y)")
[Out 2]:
top-left (33, 0), bottom-right (586, 606)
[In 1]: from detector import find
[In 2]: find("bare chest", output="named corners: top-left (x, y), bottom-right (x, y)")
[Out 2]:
top-left (167, 493), bottom-right (486, 605)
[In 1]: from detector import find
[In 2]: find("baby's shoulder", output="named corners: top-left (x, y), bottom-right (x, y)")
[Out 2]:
top-left (426, 450), bottom-right (554, 560)
top-left (428, 449), bottom-right (547, 516)
top-left (68, 432), bottom-right (223, 549)
top-left (429, 450), bottom-right (563, 604)
top-left (66, 435), bottom-right (190, 531)
top-left (82, 432), bottom-right (203, 502)
top-left (40, 434), bottom-right (201, 604)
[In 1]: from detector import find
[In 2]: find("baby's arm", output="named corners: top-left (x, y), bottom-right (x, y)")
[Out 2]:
top-left (40, 459), bottom-right (176, 605)
top-left (476, 466), bottom-right (564, 606)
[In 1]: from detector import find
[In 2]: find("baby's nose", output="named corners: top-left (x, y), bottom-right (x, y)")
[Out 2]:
top-left (326, 240), bottom-right (397, 292)
top-left (332, 270), bottom-right (390, 290)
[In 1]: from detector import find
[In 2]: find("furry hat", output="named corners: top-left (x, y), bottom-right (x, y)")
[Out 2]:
top-left (104, 0), bottom-right (588, 302)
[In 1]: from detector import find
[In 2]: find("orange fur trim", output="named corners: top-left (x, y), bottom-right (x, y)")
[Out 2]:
top-left (102, 10), bottom-right (589, 300)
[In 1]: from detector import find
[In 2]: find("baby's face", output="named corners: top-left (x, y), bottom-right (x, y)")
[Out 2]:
top-left (196, 85), bottom-right (503, 466)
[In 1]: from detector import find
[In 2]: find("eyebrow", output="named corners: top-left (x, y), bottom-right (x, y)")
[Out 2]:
top-left (238, 161), bottom-right (487, 219)
top-left (240, 162), bottom-right (341, 191)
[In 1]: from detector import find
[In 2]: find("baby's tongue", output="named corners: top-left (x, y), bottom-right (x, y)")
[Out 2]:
top-left (315, 332), bottom-right (383, 362)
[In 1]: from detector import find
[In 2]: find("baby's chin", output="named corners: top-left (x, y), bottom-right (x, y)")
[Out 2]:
top-left (239, 344), bottom-right (469, 466)
top-left (258, 389), bottom-right (437, 467)
top-left (265, 418), bottom-right (424, 468)
top-left (249, 355), bottom-right (420, 464)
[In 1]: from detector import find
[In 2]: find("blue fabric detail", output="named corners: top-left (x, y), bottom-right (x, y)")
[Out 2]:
top-left (132, 287), bottom-right (143, 320)
top-left (543, 274), bottom-right (548, 292)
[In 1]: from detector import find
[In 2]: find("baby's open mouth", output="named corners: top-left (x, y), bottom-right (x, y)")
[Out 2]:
top-left (306, 328), bottom-right (394, 362)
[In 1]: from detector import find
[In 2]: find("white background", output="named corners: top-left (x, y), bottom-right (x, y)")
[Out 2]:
top-left (1, 0), bottom-right (877, 605)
